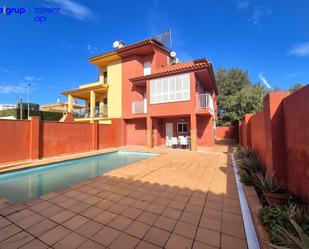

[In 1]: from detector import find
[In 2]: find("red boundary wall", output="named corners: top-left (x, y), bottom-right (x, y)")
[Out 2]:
top-left (0, 118), bottom-right (123, 165)
top-left (239, 86), bottom-right (309, 202)
top-left (216, 126), bottom-right (238, 141)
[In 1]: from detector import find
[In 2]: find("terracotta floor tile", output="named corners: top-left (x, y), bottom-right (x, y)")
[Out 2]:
top-left (80, 206), bottom-right (102, 219)
top-left (15, 213), bottom-right (45, 229)
top-left (146, 203), bottom-right (166, 215)
top-left (119, 197), bottom-right (136, 206)
top-left (6, 209), bottom-right (34, 222)
top-left (83, 196), bottom-right (101, 205)
top-left (50, 210), bottom-right (75, 224)
top-left (165, 233), bottom-right (193, 249)
top-left (68, 202), bottom-right (90, 213)
top-left (29, 201), bottom-right (52, 212)
top-left (136, 240), bottom-right (161, 249)
top-left (19, 239), bottom-right (49, 249)
top-left (179, 211), bottom-right (200, 226)
top-left (27, 219), bottom-right (57, 237)
top-left (222, 212), bottom-right (243, 226)
top-left (162, 207), bottom-right (182, 220)
top-left (221, 234), bottom-right (248, 249)
top-left (196, 227), bottom-right (220, 248)
top-left (121, 206), bottom-right (143, 220)
top-left (62, 214), bottom-right (89, 230)
top-left (0, 231), bottom-right (33, 249)
top-left (91, 226), bottom-right (120, 246)
top-left (154, 215), bottom-right (177, 232)
top-left (221, 221), bottom-right (245, 239)
top-left (192, 241), bottom-right (218, 249)
top-left (38, 225), bottom-right (71, 246)
top-left (108, 215), bottom-right (133, 231)
top-left (168, 200), bottom-right (187, 210)
top-left (0, 217), bottom-right (11, 230)
top-left (108, 203), bottom-right (129, 214)
top-left (125, 220), bottom-right (150, 239)
top-left (109, 232), bottom-right (140, 249)
top-left (137, 211), bottom-right (159, 225)
top-left (78, 240), bottom-right (105, 249)
top-left (53, 232), bottom-right (86, 249)
top-left (0, 223), bottom-right (21, 242)
top-left (174, 221), bottom-right (197, 239)
top-left (95, 199), bottom-right (114, 210)
top-left (94, 210), bottom-right (118, 225)
top-left (38, 204), bottom-right (64, 218)
top-left (199, 216), bottom-right (221, 232)
top-left (76, 220), bottom-right (103, 238)
top-left (132, 200), bottom-right (151, 211)
top-left (144, 227), bottom-right (170, 247)
top-left (185, 203), bottom-right (203, 215)
top-left (202, 208), bottom-right (222, 221)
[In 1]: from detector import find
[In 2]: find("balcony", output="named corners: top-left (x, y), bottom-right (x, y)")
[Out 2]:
top-left (73, 106), bottom-right (108, 119)
top-left (196, 93), bottom-right (214, 114)
top-left (132, 100), bottom-right (147, 114)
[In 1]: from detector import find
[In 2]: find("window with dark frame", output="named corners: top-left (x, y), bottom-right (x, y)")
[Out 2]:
top-left (177, 122), bottom-right (188, 133)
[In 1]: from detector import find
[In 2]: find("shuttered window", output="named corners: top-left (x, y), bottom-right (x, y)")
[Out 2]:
top-left (150, 74), bottom-right (190, 104)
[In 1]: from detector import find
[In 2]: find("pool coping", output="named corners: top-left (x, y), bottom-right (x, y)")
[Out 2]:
top-left (0, 146), bottom-right (165, 174)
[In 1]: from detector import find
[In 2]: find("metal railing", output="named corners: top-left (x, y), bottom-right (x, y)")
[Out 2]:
top-left (73, 106), bottom-right (108, 118)
top-left (196, 93), bottom-right (214, 114)
top-left (132, 100), bottom-right (146, 114)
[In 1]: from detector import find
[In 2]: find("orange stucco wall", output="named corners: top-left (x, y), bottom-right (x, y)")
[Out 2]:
top-left (0, 119), bottom-right (124, 165)
top-left (0, 120), bottom-right (30, 164)
top-left (40, 122), bottom-right (93, 158)
top-left (239, 86), bottom-right (309, 202)
top-left (124, 118), bottom-right (147, 146)
top-left (216, 126), bottom-right (237, 140)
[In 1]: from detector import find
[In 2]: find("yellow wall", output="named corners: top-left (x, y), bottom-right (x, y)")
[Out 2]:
top-left (99, 66), bottom-right (107, 83)
top-left (79, 81), bottom-right (102, 89)
top-left (106, 59), bottom-right (122, 118)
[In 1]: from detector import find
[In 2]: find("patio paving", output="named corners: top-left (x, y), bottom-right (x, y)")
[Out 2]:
top-left (0, 144), bottom-right (248, 249)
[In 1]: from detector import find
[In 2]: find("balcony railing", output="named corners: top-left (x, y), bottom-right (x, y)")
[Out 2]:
top-left (196, 93), bottom-right (214, 114)
top-left (132, 100), bottom-right (146, 114)
top-left (73, 106), bottom-right (108, 118)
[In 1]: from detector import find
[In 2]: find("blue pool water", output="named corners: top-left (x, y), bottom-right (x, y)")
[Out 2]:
top-left (0, 151), bottom-right (156, 203)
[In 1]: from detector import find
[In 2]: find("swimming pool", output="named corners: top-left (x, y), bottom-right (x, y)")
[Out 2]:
top-left (0, 151), bottom-right (156, 203)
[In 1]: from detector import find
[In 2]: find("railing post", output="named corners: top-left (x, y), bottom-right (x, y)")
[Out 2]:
top-left (29, 116), bottom-right (40, 160)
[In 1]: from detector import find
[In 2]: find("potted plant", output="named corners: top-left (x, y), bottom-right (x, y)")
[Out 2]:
top-left (255, 172), bottom-right (289, 206)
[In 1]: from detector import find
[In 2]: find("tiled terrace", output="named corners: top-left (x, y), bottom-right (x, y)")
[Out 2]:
top-left (0, 145), bottom-right (248, 249)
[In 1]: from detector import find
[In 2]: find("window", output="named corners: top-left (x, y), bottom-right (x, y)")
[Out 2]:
top-left (143, 61), bottom-right (151, 76)
top-left (150, 73), bottom-right (190, 104)
top-left (177, 122), bottom-right (188, 133)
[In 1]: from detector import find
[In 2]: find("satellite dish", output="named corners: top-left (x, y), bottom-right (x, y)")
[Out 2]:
top-left (175, 58), bottom-right (179, 64)
top-left (113, 41), bottom-right (120, 48)
top-left (170, 51), bottom-right (176, 57)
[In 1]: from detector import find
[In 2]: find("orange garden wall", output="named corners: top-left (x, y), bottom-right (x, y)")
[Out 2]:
top-left (0, 120), bottom-right (30, 164)
top-left (239, 86), bottom-right (309, 202)
top-left (216, 126), bottom-right (238, 141)
top-left (0, 118), bottom-right (123, 165)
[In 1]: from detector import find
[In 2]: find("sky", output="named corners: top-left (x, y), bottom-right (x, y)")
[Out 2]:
top-left (0, 0), bottom-right (308, 105)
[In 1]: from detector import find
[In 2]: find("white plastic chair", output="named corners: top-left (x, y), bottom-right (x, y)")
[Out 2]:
top-left (166, 136), bottom-right (172, 147)
top-left (179, 136), bottom-right (189, 149)
top-left (171, 137), bottom-right (179, 148)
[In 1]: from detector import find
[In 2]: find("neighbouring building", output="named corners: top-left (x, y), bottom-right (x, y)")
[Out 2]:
top-left (41, 101), bottom-right (84, 113)
top-left (62, 38), bottom-right (218, 150)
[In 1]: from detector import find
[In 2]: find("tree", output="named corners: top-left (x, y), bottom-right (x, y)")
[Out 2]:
top-left (216, 68), bottom-right (266, 126)
top-left (288, 83), bottom-right (304, 93)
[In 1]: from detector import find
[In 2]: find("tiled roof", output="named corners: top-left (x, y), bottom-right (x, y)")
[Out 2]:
top-left (88, 39), bottom-right (168, 62)
top-left (129, 59), bottom-right (210, 82)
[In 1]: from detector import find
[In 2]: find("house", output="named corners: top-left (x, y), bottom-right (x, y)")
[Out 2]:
top-left (41, 101), bottom-right (84, 113)
top-left (62, 38), bottom-right (218, 150)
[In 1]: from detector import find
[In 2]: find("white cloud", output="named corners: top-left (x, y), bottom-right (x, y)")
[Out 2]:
top-left (43, 0), bottom-right (95, 21)
top-left (249, 5), bottom-right (272, 25)
top-left (258, 72), bottom-right (272, 89)
top-left (232, 0), bottom-right (250, 10)
top-left (0, 84), bottom-right (27, 94)
top-left (24, 76), bottom-right (42, 81)
top-left (0, 68), bottom-right (12, 74)
top-left (86, 44), bottom-right (98, 54)
top-left (289, 42), bottom-right (309, 57)
top-left (284, 72), bottom-right (300, 79)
